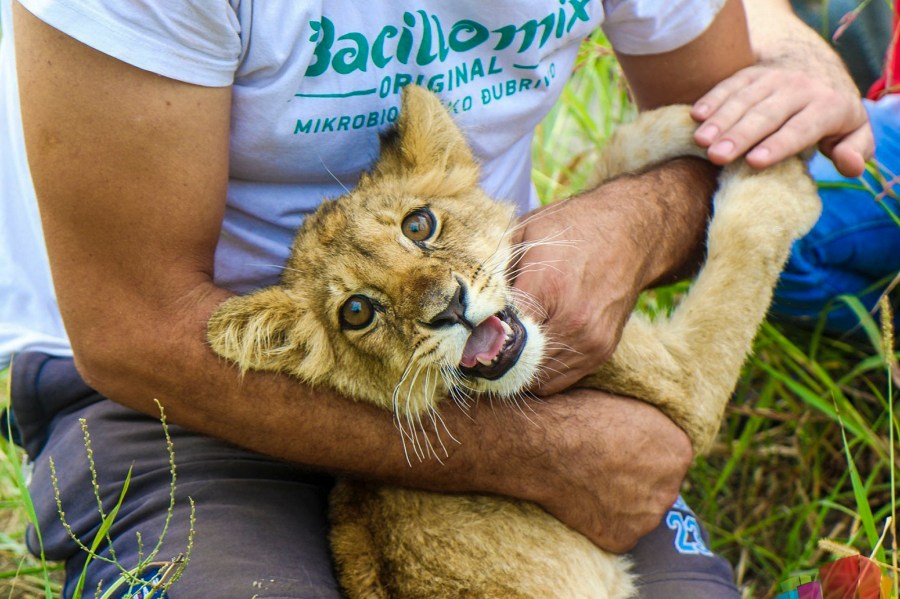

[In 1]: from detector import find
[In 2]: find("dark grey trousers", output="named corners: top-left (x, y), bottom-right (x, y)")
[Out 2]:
top-left (10, 352), bottom-right (739, 598)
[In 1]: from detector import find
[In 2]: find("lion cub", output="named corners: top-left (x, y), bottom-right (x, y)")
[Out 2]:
top-left (208, 86), bottom-right (821, 598)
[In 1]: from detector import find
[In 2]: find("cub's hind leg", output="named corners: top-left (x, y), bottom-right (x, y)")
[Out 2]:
top-left (582, 156), bottom-right (821, 454)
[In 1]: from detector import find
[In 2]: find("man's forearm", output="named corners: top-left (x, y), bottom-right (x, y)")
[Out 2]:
top-left (74, 276), bottom-right (692, 554)
top-left (77, 281), bottom-right (490, 490)
top-left (582, 156), bottom-right (718, 291)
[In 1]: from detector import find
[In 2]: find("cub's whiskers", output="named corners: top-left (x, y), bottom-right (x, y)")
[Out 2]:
top-left (502, 259), bottom-right (566, 280)
top-left (474, 200), bottom-right (568, 278)
top-left (419, 368), bottom-right (445, 462)
top-left (403, 365), bottom-right (428, 462)
top-left (441, 365), bottom-right (476, 412)
top-left (542, 339), bottom-right (582, 358)
top-left (391, 356), bottom-right (418, 466)
top-left (507, 287), bottom-right (548, 321)
top-left (317, 153), bottom-right (352, 195)
top-left (481, 232), bottom-right (577, 285)
top-left (504, 201), bottom-right (570, 236)
top-left (502, 390), bottom-right (541, 426)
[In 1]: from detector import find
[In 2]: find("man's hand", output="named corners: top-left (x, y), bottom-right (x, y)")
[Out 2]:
top-left (690, 0), bottom-right (874, 178)
top-left (691, 65), bottom-right (873, 177)
top-left (511, 197), bottom-right (642, 395)
top-left (491, 389), bottom-right (693, 552)
top-left (512, 160), bottom-right (716, 396)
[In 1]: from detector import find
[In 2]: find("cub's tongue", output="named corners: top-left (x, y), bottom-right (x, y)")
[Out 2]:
top-left (460, 315), bottom-right (507, 368)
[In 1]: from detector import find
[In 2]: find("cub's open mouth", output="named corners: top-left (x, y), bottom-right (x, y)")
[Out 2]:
top-left (459, 308), bottom-right (527, 380)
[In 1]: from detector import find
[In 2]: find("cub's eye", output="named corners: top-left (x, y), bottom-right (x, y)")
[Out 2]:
top-left (401, 209), bottom-right (436, 242)
top-left (340, 295), bottom-right (375, 330)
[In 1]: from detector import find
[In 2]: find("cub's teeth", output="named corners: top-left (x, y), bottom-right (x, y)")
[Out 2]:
top-left (477, 356), bottom-right (494, 366)
top-left (500, 320), bottom-right (513, 336)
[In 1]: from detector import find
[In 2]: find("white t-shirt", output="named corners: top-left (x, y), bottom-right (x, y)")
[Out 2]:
top-left (0, 0), bottom-right (726, 368)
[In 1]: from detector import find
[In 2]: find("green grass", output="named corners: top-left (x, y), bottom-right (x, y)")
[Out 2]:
top-left (685, 322), bottom-right (898, 597)
top-left (0, 368), bottom-right (64, 598)
top-left (1, 21), bottom-right (898, 599)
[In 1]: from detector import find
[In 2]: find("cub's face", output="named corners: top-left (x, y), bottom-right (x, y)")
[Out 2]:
top-left (207, 86), bottom-right (546, 423)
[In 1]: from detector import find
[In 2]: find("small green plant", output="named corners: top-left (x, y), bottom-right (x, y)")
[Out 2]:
top-left (1, 372), bottom-right (193, 599)
top-left (48, 400), bottom-right (194, 599)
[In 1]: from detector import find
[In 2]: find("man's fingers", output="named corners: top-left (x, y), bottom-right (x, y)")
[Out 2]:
top-left (691, 68), bottom-right (757, 121)
top-left (707, 98), bottom-right (811, 164)
top-left (821, 124), bottom-right (874, 178)
top-left (741, 109), bottom-right (828, 168)
top-left (533, 367), bottom-right (581, 397)
top-left (692, 64), bottom-right (872, 175)
top-left (694, 83), bottom-right (779, 149)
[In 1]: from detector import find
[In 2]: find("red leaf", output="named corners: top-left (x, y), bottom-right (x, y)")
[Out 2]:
top-left (819, 556), bottom-right (886, 599)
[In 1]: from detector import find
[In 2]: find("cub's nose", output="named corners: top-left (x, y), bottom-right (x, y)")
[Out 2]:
top-left (426, 280), bottom-right (474, 331)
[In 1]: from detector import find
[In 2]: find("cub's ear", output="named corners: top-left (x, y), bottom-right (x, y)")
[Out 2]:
top-left (372, 85), bottom-right (478, 186)
top-left (207, 286), bottom-right (315, 376)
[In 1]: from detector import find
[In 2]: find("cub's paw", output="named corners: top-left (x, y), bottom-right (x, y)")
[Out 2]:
top-left (715, 159), bottom-right (822, 244)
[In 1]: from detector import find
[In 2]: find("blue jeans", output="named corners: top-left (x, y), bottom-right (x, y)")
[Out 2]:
top-left (771, 95), bottom-right (900, 334)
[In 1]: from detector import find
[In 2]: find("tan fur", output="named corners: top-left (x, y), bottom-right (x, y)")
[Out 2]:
top-left (207, 86), bottom-right (821, 598)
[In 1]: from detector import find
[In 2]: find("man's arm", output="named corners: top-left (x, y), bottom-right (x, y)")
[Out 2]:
top-left (13, 3), bottom-right (691, 553)
top-left (515, 0), bottom-right (870, 549)
top-left (12, 1), bottom-right (474, 483)
top-left (518, 0), bottom-right (754, 395)
top-left (519, 0), bottom-right (873, 393)
top-left (504, 0), bottom-right (758, 549)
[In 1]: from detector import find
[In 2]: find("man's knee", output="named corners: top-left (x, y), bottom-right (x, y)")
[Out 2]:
top-left (628, 497), bottom-right (740, 599)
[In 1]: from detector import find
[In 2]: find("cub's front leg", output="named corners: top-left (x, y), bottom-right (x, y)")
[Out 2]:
top-left (582, 157), bottom-right (821, 454)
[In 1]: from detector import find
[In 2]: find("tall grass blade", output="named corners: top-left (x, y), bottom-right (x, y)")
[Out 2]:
top-left (2, 360), bottom-right (55, 598)
top-left (835, 402), bottom-right (886, 564)
top-left (71, 466), bottom-right (132, 599)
